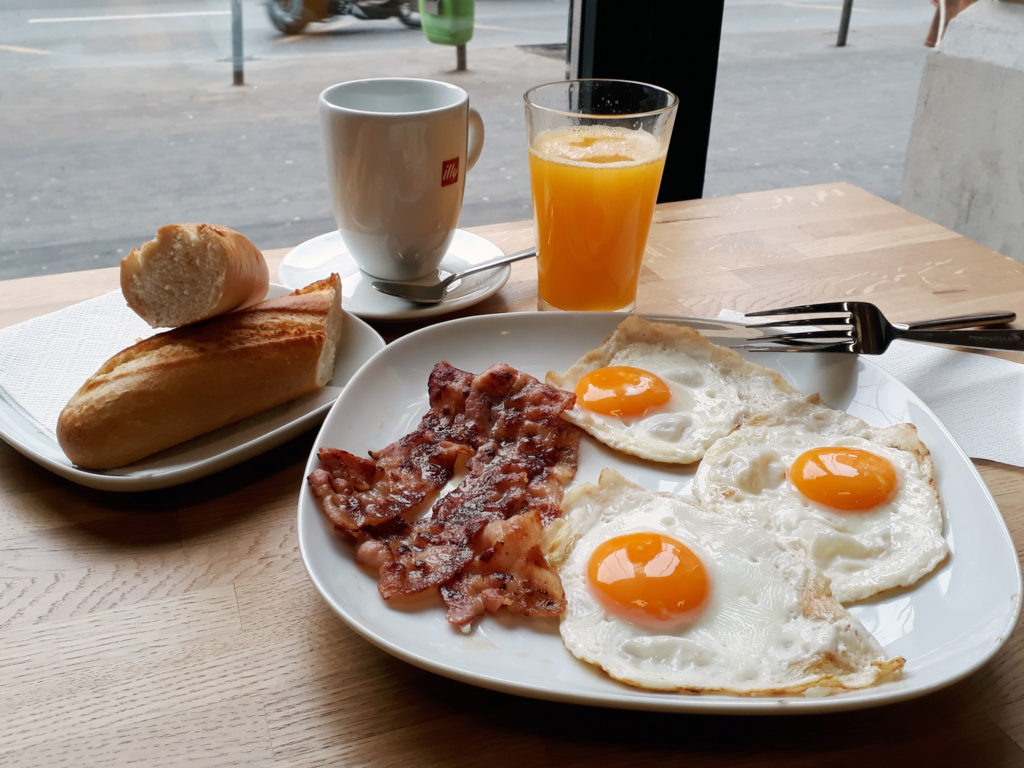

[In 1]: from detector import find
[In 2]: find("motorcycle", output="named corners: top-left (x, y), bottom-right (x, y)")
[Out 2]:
top-left (267, 0), bottom-right (421, 35)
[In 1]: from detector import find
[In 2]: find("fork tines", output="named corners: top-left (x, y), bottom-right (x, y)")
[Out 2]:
top-left (737, 340), bottom-right (853, 353)
top-left (744, 302), bottom-right (853, 317)
top-left (743, 316), bottom-right (850, 330)
top-left (741, 303), bottom-right (856, 352)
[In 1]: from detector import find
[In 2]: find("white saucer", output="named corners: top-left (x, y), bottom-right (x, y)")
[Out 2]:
top-left (278, 229), bottom-right (512, 321)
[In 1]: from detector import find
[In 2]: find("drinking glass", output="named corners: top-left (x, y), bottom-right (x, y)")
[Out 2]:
top-left (524, 79), bottom-right (678, 311)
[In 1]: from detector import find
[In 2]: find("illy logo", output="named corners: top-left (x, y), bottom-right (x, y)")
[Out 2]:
top-left (441, 157), bottom-right (459, 187)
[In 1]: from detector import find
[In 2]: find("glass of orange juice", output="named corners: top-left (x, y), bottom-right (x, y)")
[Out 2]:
top-left (524, 79), bottom-right (678, 311)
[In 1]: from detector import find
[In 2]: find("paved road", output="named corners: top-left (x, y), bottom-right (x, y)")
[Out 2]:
top-left (0, 0), bottom-right (569, 66)
top-left (708, 1), bottom-right (934, 201)
top-left (0, 0), bottom-right (934, 279)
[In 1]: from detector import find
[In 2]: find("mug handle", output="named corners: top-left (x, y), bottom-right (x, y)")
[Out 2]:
top-left (467, 107), bottom-right (484, 171)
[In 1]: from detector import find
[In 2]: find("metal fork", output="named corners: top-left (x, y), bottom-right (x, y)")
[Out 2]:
top-left (740, 301), bottom-right (1022, 354)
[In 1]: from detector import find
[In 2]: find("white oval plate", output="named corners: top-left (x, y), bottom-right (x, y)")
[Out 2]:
top-left (0, 285), bottom-right (385, 491)
top-left (297, 311), bottom-right (1022, 714)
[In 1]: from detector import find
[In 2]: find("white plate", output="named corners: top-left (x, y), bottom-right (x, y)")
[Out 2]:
top-left (297, 311), bottom-right (1022, 714)
top-left (0, 285), bottom-right (385, 492)
top-left (278, 229), bottom-right (512, 320)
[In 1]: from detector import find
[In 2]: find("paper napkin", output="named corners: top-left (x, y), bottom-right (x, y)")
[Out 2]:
top-left (0, 291), bottom-right (155, 436)
top-left (873, 341), bottom-right (1023, 467)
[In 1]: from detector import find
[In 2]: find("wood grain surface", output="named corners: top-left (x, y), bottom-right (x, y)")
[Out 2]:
top-left (2, 183), bottom-right (1023, 767)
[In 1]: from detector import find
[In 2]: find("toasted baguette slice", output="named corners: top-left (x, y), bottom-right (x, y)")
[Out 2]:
top-left (121, 223), bottom-right (270, 328)
top-left (57, 275), bottom-right (343, 470)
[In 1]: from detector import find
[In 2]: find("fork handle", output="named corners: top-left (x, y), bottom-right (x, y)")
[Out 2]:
top-left (894, 327), bottom-right (1024, 351)
top-left (902, 311), bottom-right (1017, 330)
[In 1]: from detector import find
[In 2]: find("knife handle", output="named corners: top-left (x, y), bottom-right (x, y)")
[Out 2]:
top-left (903, 311), bottom-right (1016, 330)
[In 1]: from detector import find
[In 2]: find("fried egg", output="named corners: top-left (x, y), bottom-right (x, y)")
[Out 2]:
top-left (692, 399), bottom-right (948, 603)
top-left (546, 316), bottom-right (806, 464)
top-left (543, 468), bottom-right (904, 695)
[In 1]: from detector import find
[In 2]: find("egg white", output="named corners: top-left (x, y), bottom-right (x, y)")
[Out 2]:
top-left (545, 316), bottom-right (807, 464)
top-left (692, 399), bottom-right (948, 604)
top-left (544, 468), bottom-right (904, 695)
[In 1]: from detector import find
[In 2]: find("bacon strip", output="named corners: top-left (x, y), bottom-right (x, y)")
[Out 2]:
top-left (307, 361), bottom-right (580, 626)
top-left (441, 512), bottom-right (566, 625)
top-left (378, 440), bottom-right (544, 599)
top-left (307, 363), bottom-right (476, 530)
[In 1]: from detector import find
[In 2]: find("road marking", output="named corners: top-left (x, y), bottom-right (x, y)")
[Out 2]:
top-left (0, 43), bottom-right (50, 55)
top-left (29, 11), bottom-right (230, 24)
top-left (784, 2), bottom-right (874, 11)
top-left (473, 24), bottom-right (527, 32)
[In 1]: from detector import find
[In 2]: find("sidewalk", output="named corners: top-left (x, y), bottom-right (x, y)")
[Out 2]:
top-left (707, 21), bottom-right (933, 203)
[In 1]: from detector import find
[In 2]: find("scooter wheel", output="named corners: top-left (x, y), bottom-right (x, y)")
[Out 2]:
top-left (267, 0), bottom-right (315, 34)
top-left (397, 0), bottom-right (421, 28)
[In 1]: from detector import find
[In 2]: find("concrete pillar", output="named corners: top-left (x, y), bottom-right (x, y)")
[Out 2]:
top-left (901, 0), bottom-right (1024, 264)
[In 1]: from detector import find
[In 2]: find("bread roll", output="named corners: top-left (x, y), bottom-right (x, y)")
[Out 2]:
top-left (57, 275), bottom-right (343, 470)
top-left (121, 223), bottom-right (270, 328)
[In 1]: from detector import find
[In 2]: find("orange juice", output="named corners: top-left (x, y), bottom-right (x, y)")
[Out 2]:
top-left (529, 125), bottom-right (667, 311)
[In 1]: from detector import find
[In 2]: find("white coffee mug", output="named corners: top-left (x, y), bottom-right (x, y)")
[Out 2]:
top-left (319, 78), bottom-right (485, 281)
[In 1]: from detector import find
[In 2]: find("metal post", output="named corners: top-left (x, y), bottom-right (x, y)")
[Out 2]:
top-left (456, 43), bottom-right (466, 71)
top-left (231, 0), bottom-right (244, 85)
top-left (837, 0), bottom-right (854, 46)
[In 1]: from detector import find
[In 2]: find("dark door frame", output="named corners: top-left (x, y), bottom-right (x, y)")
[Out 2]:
top-left (567, 0), bottom-right (725, 202)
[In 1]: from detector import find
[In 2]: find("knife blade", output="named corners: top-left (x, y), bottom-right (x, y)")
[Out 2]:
top-left (639, 310), bottom-right (1018, 346)
top-left (640, 314), bottom-right (760, 342)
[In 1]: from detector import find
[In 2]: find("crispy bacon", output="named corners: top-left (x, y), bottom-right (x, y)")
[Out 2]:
top-left (378, 440), bottom-right (543, 599)
top-left (441, 512), bottom-right (566, 626)
top-left (307, 361), bottom-right (580, 627)
top-left (307, 363), bottom-right (476, 530)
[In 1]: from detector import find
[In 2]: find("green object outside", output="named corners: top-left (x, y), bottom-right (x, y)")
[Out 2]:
top-left (419, 0), bottom-right (474, 46)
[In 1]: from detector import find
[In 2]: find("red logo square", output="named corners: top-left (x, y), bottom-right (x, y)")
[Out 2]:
top-left (441, 157), bottom-right (459, 187)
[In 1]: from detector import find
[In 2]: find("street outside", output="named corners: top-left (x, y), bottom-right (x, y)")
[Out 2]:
top-left (0, 0), bottom-right (934, 279)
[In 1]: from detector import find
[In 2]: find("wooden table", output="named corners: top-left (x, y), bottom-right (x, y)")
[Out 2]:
top-left (2, 183), bottom-right (1023, 766)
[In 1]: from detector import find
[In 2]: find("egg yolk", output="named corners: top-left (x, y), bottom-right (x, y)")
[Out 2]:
top-left (574, 366), bottom-right (671, 417)
top-left (789, 447), bottom-right (897, 511)
top-left (587, 532), bottom-right (710, 628)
